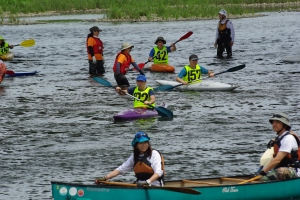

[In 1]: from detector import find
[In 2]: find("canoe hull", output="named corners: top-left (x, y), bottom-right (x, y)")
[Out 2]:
top-left (113, 108), bottom-right (159, 121)
top-left (155, 80), bottom-right (238, 91)
top-left (0, 52), bottom-right (14, 61)
top-left (4, 70), bottom-right (39, 77)
top-left (149, 64), bottom-right (175, 73)
top-left (51, 175), bottom-right (300, 200)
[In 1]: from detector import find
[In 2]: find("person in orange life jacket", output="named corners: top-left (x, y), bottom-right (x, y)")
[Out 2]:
top-left (148, 37), bottom-right (176, 64)
top-left (86, 26), bottom-right (105, 76)
top-left (115, 75), bottom-right (155, 108)
top-left (0, 59), bottom-right (7, 83)
top-left (95, 132), bottom-right (164, 187)
top-left (113, 42), bottom-right (144, 89)
top-left (214, 9), bottom-right (235, 58)
top-left (0, 36), bottom-right (14, 56)
top-left (176, 54), bottom-right (214, 85)
top-left (258, 113), bottom-right (300, 181)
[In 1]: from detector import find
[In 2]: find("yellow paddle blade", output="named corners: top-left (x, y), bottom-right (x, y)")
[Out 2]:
top-left (19, 39), bottom-right (35, 47)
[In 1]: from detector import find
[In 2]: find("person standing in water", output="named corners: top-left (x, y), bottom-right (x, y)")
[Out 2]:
top-left (86, 26), bottom-right (105, 76)
top-left (214, 9), bottom-right (235, 58)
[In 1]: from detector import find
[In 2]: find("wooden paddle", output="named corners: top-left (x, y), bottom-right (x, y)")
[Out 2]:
top-left (137, 31), bottom-right (193, 70)
top-left (5, 70), bottom-right (15, 76)
top-left (238, 175), bottom-right (262, 184)
top-left (98, 181), bottom-right (201, 195)
top-left (92, 76), bottom-right (173, 118)
top-left (13, 39), bottom-right (35, 47)
top-left (154, 64), bottom-right (246, 91)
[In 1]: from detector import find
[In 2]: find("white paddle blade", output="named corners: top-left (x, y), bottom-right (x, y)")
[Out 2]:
top-left (260, 147), bottom-right (274, 167)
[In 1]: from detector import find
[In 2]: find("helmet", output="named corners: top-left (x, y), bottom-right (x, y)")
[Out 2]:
top-left (219, 9), bottom-right (227, 17)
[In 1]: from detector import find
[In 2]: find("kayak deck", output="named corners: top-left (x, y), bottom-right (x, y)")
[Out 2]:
top-left (113, 107), bottom-right (159, 121)
top-left (5, 70), bottom-right (39, 77)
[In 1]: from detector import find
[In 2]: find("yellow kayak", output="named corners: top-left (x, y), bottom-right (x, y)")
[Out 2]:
top-left (0, 52), bottom-right (14, 61)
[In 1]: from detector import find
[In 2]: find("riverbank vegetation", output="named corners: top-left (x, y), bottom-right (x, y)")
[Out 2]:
top-left (1, 0), bottom-right (299, 24)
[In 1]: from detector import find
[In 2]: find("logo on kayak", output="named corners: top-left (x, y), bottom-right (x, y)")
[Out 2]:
top-left (222, 187), bottom-right (238, 193)
top-left (78, 189), bottom-right (84, 197)
top-left (69, 187), bottom-right (77, 196)
top-left (59, 187), bottom-right (67, 196)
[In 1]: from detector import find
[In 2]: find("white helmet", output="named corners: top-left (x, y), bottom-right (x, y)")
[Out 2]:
top-left (219, 9), bottom-right (227, 17)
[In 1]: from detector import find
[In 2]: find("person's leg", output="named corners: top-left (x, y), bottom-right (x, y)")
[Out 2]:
top-left (114, 73), bottom-right (130, 88)
top-left (95, 60), bottom-right (105, 75)
top-left (89, 60), bottom-right (96, 76)
top-left (225, 41), bottom-right (232, 58)
top-left (217, 39), bottom-right (224, 58)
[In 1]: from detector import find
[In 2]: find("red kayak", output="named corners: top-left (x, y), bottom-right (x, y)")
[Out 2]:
top-left (149, 64), bottom-right (175, 73)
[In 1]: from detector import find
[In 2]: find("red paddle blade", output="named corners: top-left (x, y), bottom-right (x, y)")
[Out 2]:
top-left (136, 63), bottom-right (146, 70)
top-left (6, 70), bottom-right (15, 75)
top-left (178, 31), bottom-right (193, 41)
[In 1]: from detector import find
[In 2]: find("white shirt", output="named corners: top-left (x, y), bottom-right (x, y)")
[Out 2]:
top-left (215, 19), bottom-right (235, 42)
top-left (116, 150), bottom-right (164, 186)
top-left (278, 132), bottom-right (298, 153)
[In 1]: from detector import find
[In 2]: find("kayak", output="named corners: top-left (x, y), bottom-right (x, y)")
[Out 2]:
top-left (113, 107), bottom-right (160, 121)
top-left (149, 64), bottom-right (175, 73)
top-left (155, 80), bottom-right (238, 91)
top-left (5, 70), bottom-right (39, 77)
top-left (51, 175), bottom-right (300, 200)
top-left (282, 56), bottom-right (300, 62)
top-left (0, 52), bottom-right (14, 61)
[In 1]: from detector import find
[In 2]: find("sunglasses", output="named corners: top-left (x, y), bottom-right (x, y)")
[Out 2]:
top-left (135, 132), bottom-right (149, 139)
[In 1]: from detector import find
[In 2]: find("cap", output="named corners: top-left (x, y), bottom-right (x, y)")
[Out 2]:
top-left (136, 74), bottom-right (147, 82)
top-left (269, 112), bottom-right (291, 127)
top-left (89, 26), bottom-right (102, 32)
top-left (121, 42), bottom-right (134, 50)
top-left (131, 132), bottom-right (150, 147)
top-left (189, 54), bottom-right (199, 61)
top-left (155, 37), bottom-right (166, 44)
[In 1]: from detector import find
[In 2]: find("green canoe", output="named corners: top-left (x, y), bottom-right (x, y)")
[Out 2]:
top-left (51, 175), bottom-right (300, 200)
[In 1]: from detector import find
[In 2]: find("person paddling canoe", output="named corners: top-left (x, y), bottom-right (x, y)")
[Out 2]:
top-left (116, 74), bottom-right (155, 109)
top-left (86, 26), bottom-right (105, 77)
top-left (148, 37), bottom-right (176, 64)
top-left (113, 42), bottom-right (144, 89)
top-left (258, 113), bottom-right (300, 181)
top-left (95, 131), bottom-right (165, 187)
top-left (176, 54), bottom-right (214, 85)
top-left (0, 35), bottom-right (14, 56)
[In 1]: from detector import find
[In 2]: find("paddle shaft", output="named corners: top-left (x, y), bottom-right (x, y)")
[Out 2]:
top-left (98, 181), bottom-right (201, 195)
top-left (238, 175), bottom-right (262, 184)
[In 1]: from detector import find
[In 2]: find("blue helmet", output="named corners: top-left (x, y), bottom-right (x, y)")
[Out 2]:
top-left (131, 132), bottom-right (150, 147)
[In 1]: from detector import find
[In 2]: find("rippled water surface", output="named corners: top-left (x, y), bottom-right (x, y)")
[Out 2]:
top-left (1, 12), bottom-right (300, 200)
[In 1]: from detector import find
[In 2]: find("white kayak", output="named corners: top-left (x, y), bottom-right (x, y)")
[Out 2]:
top-left (282, 56), bottom-right (300, 62)
top-left (155, 80), bottom-right (238, 91)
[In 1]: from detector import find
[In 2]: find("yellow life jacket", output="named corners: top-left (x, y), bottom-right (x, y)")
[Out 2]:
top-left (182, 64), bottom-right (202, 82)
top-left (153, 46), bottom-right (168, 64)
top-left (133, 86), bottom-right (156, 108)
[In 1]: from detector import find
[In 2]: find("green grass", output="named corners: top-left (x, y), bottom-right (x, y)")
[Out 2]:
top-left (0, 0), bottom-right (299, 23)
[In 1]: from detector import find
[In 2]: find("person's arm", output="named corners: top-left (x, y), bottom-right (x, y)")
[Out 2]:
top-left (214, 25), bottom-right (219, 47)
top-left (201, 67), bottom-right (214, 77)
top-left (147, 150), bottom-right (164, 184)
top-left (261, 151), bottom-right (288, 173)
top-left (148, 48), bottom-right (155, 61)
top-left (132, 62), bottom-right (144, 75)
top-left (175, 68), bottom-right (188, 84)
top-left (228, 20), bottom-right (235, 45)
top-left (144, 90), bottom-right (155, 105)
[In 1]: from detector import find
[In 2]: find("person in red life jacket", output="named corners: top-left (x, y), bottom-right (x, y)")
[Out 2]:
top-left (113, 42), bottom-right (144, 89)
top-left (258, 112), bottom-right (300, 181)
top-left (115, 75), bottom-right (156, 108)
top-left (95, 132), bottom-right (164, 187)
top-left (86, 26), bottom-right (105, 76)
top-left (214, 9), bottom-right (235, 59)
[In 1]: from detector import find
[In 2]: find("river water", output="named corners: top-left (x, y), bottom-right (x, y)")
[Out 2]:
top-left (0, 11), bottom-right (299, 200)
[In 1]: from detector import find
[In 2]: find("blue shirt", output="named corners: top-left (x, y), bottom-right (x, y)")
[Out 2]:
top-left (177, 65), bottom-right (209, 78)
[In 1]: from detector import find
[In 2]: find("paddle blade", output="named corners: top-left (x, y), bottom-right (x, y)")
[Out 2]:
top-left (226, 64), bottom-right (245, 73)
top-left (154, 85), bottom-right (176, 91)
top-left (137, 63), bottom-right (146, 70)
top-left (93, 77), bottom-right (114, 87)
top-left (178, 31), bottom-right (193, 42)
top-left (19, 39), bottom-right (35, 47)
top-left (5, 70), bottom-right (15, 76)
top-left (155, 106), bottom-right (173, 118)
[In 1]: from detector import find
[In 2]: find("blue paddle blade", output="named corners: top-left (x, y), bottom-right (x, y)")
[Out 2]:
top-left (154, 85), bottom-right (176, 91)
top-left (154, 106), bottom-right (173, 118)
top-left (93, 77), bottom-right (114, 87)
